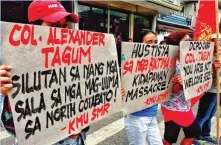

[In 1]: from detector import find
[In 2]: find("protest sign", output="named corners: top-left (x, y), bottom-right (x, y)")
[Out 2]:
top-left (121, 42), bottom-right (178, 115)
top-left (1, 21), bottom-right (122, 145)
top-left (180, 41), bottom-right (214, 100)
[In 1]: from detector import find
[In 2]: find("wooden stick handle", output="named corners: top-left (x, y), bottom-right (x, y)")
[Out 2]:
top-left (215, 0), bottom-right (220, 143)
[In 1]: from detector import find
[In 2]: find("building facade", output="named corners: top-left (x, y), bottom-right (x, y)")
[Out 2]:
top-left (75, 1), bottom-right (158, 42)
top-left (156, 1), bottom-right (197, 42)
top-left (75, 0), bottom-right (197, 42)
top-left (1, 0), bottom-right (197, 43)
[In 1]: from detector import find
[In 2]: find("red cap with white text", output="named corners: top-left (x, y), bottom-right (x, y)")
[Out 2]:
top-left (28, 0), bottom-right (79, 23)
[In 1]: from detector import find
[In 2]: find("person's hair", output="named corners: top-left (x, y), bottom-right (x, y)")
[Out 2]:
top-left (128, 38), bottom-right (132, 41)
top-left (166, 31), bottom-right (188, 46)
top-left (138, 29), bottom-right (157, 43)
top-left (31, 20), bottom-right (43, 25)
top-left (116, 33), bottom-right (121, 38)
top-left (160, 40), bottom-right (166, 44)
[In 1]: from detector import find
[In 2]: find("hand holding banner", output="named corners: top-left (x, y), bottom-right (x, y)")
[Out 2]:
top-left (121, 42), bottom-right (178, 115)
top-left (180, 41), bottom-right (214, 100)
top-left (1, 21), bottom-right (122, 145)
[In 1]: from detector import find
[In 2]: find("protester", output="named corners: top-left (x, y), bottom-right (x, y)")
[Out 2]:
top-left (128, 38), bottom-right (133, 42)
top-left (0, 1), bottom-right (89, 145)
top-left (124, 29), bottom-right (162, 145)
top-left (160, 40), bottom-right (166, 45)
top-left (161, 31), bottom-right (202, 145)
top-left (194, 33), bottom-right (221, 144)
top-left (115, 33), bottom-right (122, 67)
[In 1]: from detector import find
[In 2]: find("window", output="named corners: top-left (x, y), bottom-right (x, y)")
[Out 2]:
top-left (110, 10), bottom-right (129, 41)
top-left (1, 1), bottom-right (74, 24)
top-left (133, 14), bottom-right (153, 42)
top-left (78, 4), bottom-right (107, 33)
top-left (164, 0), bottom-right (174, 3)
top-left (1, 1), bottom-right (31, 23)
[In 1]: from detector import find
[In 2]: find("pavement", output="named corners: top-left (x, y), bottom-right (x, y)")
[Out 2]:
top-left (84, 104), bottom-right (221, 145)
top-left (1, 104), bottom-right (221, 145)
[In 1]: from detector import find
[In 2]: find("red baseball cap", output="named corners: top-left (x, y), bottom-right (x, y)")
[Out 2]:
top-left (28, 0), bottom-right (79, 23)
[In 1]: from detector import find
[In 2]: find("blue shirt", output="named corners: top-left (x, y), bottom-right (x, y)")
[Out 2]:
top-left (131, 104), bottom-right (158, 117)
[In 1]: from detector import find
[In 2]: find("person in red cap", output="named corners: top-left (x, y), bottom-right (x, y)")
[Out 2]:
top-left (28, 0), bottom-right (79, 26)
top-left (0, 1), bottom-right (89, 145)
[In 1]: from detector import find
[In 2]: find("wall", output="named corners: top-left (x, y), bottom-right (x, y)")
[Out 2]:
top-left (184, 2), bottom-right (197, 28)
top-left (157, 31), bottom-right (170, 43)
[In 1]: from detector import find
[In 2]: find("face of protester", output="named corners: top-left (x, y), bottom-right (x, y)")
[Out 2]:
top-left (177, 34), bottom-right (190, 61)
top-left (181, 34), bottom-right (190, 41)
top-left (41, 17), bottom-right (69, 28)
top-left (142, 32), bottom-right (158, 44)
top-left (116, 35), bottom-right (122, 40)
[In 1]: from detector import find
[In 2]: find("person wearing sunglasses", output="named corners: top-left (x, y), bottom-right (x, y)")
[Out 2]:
top-left (0, 1), bottom-right (90, 145)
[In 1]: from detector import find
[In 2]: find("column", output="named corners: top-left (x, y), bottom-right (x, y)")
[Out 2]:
top-left (129, 13), bottom-right (134, 40)
top-left (72, 1), bottom-right (79, 30)
top-left (107, 9), bottom-right (110, 33)
top-left (152, 15), bottom-right (157, 32)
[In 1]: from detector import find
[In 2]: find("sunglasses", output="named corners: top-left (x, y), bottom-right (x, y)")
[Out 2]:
top-left (50, 22), bottom-right (68, 28)
top-left (50, 17), bottom-right (73, 28)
